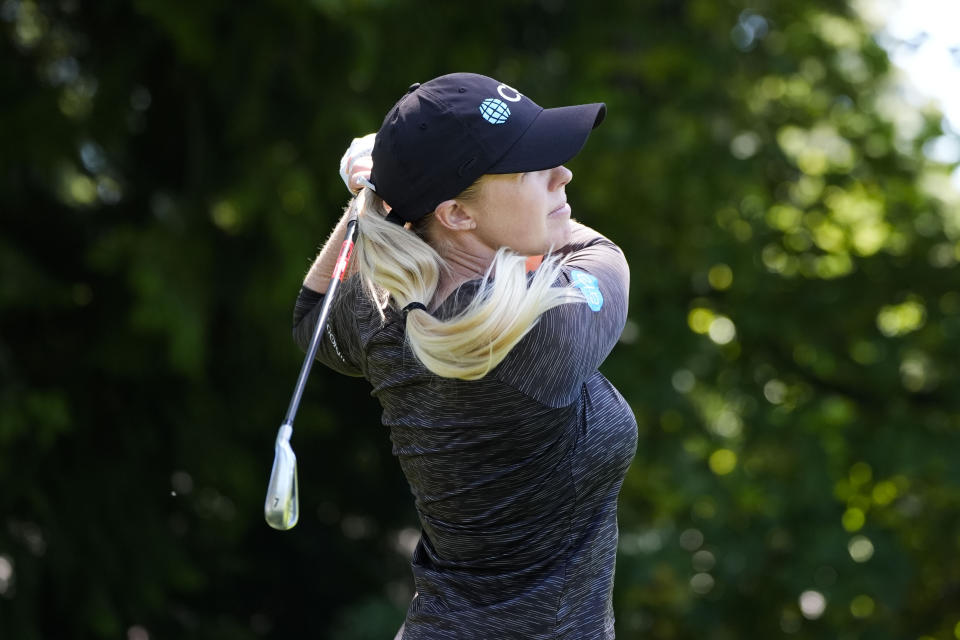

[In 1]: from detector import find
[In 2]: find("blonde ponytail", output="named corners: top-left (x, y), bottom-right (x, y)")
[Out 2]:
top-left (352, 188), bottom-right (581, 380)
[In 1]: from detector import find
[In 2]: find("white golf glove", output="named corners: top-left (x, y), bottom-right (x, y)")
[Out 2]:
top-left (338, 133), bottom-right (376, 194)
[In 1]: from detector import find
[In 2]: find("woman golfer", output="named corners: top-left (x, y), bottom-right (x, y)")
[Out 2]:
top-left (292, 73), bottom-right (636, 640)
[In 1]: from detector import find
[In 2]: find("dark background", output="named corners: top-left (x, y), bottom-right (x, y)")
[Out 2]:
top-left (3, 0), bottom-right (960, 638)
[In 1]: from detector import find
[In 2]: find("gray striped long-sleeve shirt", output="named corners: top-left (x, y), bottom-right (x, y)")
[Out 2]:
top-left (292, 222), bottom-right (637, 639)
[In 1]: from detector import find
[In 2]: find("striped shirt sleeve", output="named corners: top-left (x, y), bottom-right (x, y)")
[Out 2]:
top-left (291, 277), bottom-right (366, 378)
top-left (494, 222), bottom-right (630, 408)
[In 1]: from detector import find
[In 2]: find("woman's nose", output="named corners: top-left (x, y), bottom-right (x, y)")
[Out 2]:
top-left (550, 165), bottom-right (573, 190)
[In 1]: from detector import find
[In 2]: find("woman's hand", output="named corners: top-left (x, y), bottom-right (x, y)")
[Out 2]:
top-left (339, 133), bottom-right (376, 194)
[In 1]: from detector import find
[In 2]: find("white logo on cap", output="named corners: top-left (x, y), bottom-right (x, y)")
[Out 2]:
top-left (497, 84), bottom-right (523, 102)
top-left (479, 98), bottom-right (511, 124)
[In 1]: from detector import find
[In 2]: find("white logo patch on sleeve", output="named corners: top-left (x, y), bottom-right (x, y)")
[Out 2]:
top-left (571, 269), bottom-right (604, 311)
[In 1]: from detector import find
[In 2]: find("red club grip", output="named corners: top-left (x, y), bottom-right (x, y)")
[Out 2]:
top-left (333, 239), bottom-right (355, 281)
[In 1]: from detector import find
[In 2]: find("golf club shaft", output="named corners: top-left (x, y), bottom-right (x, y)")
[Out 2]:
top-left (266, 195), bottom-right (363, 530)
top-left (284, 212), bottom-right (360, 426)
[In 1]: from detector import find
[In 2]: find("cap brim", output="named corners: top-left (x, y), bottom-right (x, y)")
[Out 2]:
top-left (486, 102), bottom-right (606, 174)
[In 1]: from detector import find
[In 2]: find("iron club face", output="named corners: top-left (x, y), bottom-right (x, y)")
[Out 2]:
top-left (264, 423), bottom-right (299, 530)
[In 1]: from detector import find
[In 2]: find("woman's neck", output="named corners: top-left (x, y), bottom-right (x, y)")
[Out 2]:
top-left (431, 241), bottom-right (494, 309)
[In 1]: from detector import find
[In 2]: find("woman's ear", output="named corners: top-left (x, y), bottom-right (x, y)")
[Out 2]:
top-left (433, 200), bottom-right (477, 231)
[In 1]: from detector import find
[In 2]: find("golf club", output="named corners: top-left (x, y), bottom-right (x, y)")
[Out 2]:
top-left (264, 194), bottom-right (363, 530)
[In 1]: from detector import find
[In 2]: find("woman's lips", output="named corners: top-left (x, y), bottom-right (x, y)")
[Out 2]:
top-left (548, 202), bottom-right (570, 217)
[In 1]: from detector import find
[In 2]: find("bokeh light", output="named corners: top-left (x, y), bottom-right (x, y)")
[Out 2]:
top-left (708, 264), bottom-right (734, 290)
top-left (799, 590), bottom-right (827, 619)
top-left (877, 299), bottom-right (927, 336)
top-left (688, 308), bottom-right (715, 334)
top-left (842, 507), bottom-right (866, 532)
top-left (709, 449), bottom-right (738, 475)
top-left (850, 594), bottom-right (875, 618)
top-left (692, 550), bottom-right (716, 572)
top-left (690, 572), bottom-right (715, 595)
top-left (672, 369), bottom-right (696, 393)
top-left (679, 528), bottom-right (704, 552)
top-left (127, 626), bottom-right (149, 640)
top-left (872, 480), bottom-right (898, 506)
top-left (708, 317), bottom-right (737, 345)
top-left (848, 535), bottom-right (875, 562)
top-left (0, 555), bottom-right (13, 595)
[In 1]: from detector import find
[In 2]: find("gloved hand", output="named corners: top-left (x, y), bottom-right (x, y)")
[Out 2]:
top-left (338, 133), bottom-right (376, 194)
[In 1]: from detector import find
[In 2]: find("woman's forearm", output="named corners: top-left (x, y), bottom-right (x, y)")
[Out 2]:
top-left (302, 207), bottom-right (355, 293)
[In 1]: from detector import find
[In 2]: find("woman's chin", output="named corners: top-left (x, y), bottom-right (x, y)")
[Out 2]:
top-left (548, 221), bottom-right (573, 251)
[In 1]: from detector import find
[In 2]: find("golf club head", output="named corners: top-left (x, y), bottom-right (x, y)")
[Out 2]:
top-left (264, 423), bottom-right (299, 530)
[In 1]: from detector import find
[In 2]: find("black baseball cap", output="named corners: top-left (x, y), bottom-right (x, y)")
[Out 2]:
top-left (369, 72), bottom-right (606, 223)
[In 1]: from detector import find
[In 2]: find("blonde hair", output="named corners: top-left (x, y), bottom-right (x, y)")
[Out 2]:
top-left (352, 186), bottom-right (580, 380)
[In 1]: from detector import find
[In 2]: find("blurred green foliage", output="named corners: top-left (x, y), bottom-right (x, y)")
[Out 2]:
top-left (2, 0), bottom-right (960, 638)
